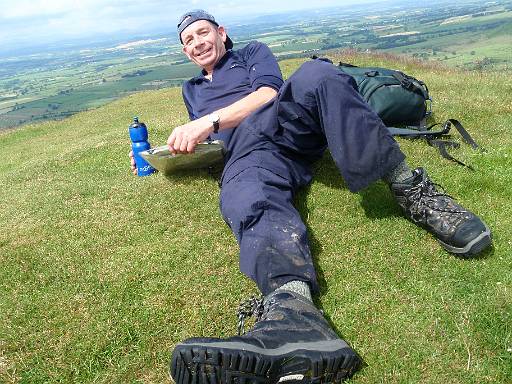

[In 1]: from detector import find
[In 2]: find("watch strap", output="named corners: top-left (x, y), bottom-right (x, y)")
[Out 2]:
top-left (208, 113), bottom-right (220, 134)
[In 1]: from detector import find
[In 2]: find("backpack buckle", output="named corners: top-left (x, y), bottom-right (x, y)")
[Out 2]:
top-left (425, 97), bottom-right (433, 117)
top-left (400, 78), bottom-right (413, 90)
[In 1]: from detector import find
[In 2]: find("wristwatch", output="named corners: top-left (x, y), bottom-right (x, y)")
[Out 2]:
top-left (208, 113), bottom-right (220, 134)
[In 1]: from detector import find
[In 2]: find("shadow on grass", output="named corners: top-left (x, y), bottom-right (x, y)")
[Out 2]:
top-left (314, 303), bottom-right (369, 371)
top-left (307, 152), bottom-right (402, 220)
top-left (162, 164), bottom-right (223, 186)
top-left (295, 155), bottom-right (403, 297)
top-left (455, 242), bottom-right (494, 260)
top-left (293, 182), bottom-right (328, 296)
top-left (357, 182), bottom-right (402, 220)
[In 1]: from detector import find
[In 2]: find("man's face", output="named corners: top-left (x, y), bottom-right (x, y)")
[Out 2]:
top-left (181, 20), bottom-right (227, 73)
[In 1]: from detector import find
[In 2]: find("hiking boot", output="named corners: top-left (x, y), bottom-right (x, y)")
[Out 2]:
top-left (170, 290), bottom-right (362, 384)
top-left (391, 167), bottom-right (491, 257)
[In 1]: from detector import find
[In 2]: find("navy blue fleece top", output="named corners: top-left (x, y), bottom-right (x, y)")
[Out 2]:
top-left (182, 41), bottom-right (284, 145)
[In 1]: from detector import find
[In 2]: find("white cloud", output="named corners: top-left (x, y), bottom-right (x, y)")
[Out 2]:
top-left (0, 0), bottom-right (374, 52)
top-left (1, 0), bottom-right (61, 18)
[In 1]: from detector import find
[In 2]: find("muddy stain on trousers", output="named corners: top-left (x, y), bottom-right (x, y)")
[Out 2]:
top-left (219, 60), bottom-right (405, 295)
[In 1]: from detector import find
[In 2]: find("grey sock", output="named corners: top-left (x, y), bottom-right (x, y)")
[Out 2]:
top-left (383, 160), bottom-right (414, 184)
top-left (275, 280), bottom-right (313, 302)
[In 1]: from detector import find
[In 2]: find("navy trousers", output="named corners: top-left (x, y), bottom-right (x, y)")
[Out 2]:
top-left (220, 60), bottom-right (405, 295)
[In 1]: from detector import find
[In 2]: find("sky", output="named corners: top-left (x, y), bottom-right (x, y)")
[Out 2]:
top-left (0, 0), bottom-right (386, 51)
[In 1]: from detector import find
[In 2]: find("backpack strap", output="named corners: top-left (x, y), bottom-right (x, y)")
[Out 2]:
top-left (427, 140), bottom-right (474, 170)
top-left (338, 61), bottom-right (358, 68)
top-left (387, 122), bottom-right (449, 138)
top-left (388, 119), bottom-right (480, 169)
top-left (444, 118), bottom-right (479, 149)
top-left (310, 55), bottom-right (333, 64)
top-left (391, 70), bottom-right (430, 100)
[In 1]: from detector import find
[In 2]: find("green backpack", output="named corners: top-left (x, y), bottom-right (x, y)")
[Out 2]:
top-left (314, 58), bottom-right (481, 169)
top-left (337, 62), bottom-right (431, 126)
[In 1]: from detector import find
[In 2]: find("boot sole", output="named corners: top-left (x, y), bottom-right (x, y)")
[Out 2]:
top-left (437, 225), bottom-right (492, 257)
top-left (170, 339), bottom-right (361, 384)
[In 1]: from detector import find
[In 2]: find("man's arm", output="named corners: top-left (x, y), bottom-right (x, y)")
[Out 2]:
top-left (167, 86), bottom-right (277, 154)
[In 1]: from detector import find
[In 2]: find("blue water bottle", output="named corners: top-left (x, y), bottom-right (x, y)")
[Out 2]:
top-left (129, 116), bottom-right (155, 176)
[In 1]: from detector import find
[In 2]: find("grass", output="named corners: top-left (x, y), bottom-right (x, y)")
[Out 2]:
top-left (1, 52), bottom-right (511, 383)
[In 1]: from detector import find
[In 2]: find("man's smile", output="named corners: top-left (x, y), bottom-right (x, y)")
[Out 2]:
top-left (196, 47), bottom-right (212, 57)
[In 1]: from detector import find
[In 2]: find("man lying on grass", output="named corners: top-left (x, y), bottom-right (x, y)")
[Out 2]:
top-left (130, 9), bottom-right (492, 384)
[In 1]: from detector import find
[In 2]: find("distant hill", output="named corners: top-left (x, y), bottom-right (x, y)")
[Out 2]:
top-left (1, 0), bottom-right (511, 131)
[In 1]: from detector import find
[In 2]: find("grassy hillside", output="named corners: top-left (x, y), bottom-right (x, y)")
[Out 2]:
top-left (1, 53), bottom-right (511, 383)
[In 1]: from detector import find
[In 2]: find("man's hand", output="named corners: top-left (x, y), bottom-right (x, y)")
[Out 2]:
top-left (129, 151), bottom-right (137, 175)
top-left (167, 118), bottom-right (212, 155)
top-left (167, 86), bottom-right (277, 155)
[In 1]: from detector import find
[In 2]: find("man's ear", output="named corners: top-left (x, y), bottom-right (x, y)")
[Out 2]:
top-left (217, 25), bottom-right (227, 44)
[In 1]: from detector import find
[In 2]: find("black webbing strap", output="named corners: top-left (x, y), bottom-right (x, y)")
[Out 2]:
top-left (310, 55), bottom-right (333, 64)
top-left (338, 61), bottom-right (357, 68)
top-left (427, 139), bottom-right (474, 170)
top-left (388, 119), bottom-right (481, 169)
top-left (391, 71), bottom-right (429, 99)
top-left (444, 118), bottom-right (479, 149)
top-left (387, 122), bottom-right (448, 138)
top-left (391, 71), bottom-right (414, 89)
top-left (419, 115), bottom-right (428, 130)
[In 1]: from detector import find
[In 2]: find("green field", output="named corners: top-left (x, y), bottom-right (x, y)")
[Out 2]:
top-left (388, 10), bottom-right (512, 69)
top-left (1, 0), bottom-right (511, 131)
top-left (1, 52), bottom-right (511, 383)
top-left (0, 60), bottom-right (198, 129)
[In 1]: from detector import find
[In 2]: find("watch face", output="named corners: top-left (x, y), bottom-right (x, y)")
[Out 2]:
top-left (209, 113), bottom-right (220, 123)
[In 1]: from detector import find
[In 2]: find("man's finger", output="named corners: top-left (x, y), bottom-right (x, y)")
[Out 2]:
top-left (173, 135), bottom-right (184, 154)
top-left (167, 131), bottom-right (175, 146)
top-left (187, 140), bottom-right (197, 153)
top-left (167, 131), bottom-right (177, 154)
top-left (179, 137), bottom-right (188, 153)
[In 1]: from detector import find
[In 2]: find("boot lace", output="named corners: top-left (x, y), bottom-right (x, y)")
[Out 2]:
top-left (237, 296), bottom-right (264, 335)
top-left (403, 177), bottom-right (468, 227)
